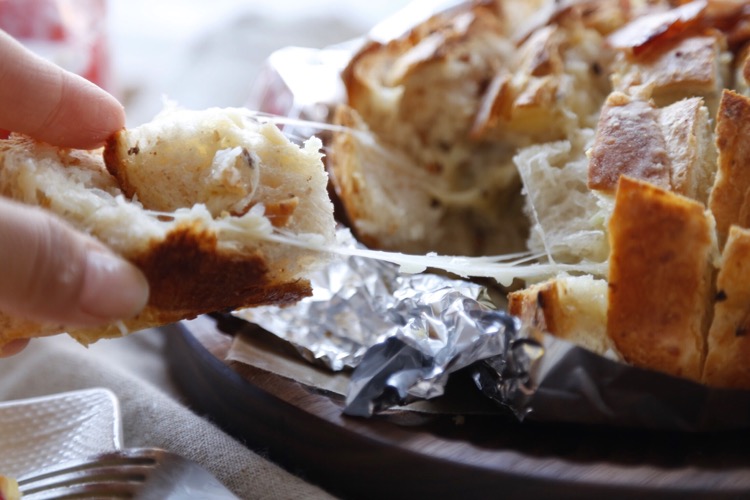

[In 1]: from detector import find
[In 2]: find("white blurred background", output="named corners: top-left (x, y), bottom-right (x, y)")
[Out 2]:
top-left (106, 0), bottom-right (412, 125)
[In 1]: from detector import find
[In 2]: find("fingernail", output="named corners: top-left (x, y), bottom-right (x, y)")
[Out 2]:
top-left (80, 251), bottom-right (149, 321)
top-left (0, 339), bottom-right (29, 357)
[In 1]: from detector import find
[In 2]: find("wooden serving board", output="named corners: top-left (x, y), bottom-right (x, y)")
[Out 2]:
top-left (164, 316), bottom-right (750, 500)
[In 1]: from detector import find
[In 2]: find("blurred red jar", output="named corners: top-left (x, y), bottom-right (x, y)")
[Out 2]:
top-left (0, 0), bottom-right (110, 89)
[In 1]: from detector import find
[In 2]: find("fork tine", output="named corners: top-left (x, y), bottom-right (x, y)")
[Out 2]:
top-left (21, 482), bottom-right (136, 500)
top-left (17, 448), bottom-right (237, 499)
top-left (19, 465), bottom-right (152, 496)
top-left (17, 450), bottom-right (160, 498)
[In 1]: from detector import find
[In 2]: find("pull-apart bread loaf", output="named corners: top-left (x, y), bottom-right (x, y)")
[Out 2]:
top-left (329, 0), bottom-right (750, 388)
top-left (508, 0), bottom-right (750, 389)
top-left (0, 107), bottom-right (335, 345)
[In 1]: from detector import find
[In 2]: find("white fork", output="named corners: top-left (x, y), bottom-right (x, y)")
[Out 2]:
top-left (17, 448), bottom-right (239, 499)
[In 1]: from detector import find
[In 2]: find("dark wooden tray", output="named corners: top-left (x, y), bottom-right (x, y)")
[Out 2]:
top-left (164, 316), bottom-right (750, 500)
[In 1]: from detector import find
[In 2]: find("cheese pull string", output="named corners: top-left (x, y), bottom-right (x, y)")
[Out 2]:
top-left (265, 228), bottom-right (608, 286)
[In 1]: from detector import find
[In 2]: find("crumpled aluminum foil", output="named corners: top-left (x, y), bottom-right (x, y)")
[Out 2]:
top-left (233, 231), bottom-right (750, 429)
top-left (233, 230), bottom-right (523, 417)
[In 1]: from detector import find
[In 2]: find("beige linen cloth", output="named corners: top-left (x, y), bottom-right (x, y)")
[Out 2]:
top-left (0, 329), bottom-right (335, 500)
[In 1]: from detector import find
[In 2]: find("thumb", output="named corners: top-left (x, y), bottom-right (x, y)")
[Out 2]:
top-left (0, 198), bottom-right (149, 327)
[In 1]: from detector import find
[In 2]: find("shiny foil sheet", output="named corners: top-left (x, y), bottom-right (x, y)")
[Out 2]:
top-left (233, 231), bottom-right (522, 417)
top-left (234, 235), bottom-right (750, 429)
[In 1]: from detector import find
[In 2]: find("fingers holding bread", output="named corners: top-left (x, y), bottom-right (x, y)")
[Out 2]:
top-left (0, 107), bottom-right (335, 346)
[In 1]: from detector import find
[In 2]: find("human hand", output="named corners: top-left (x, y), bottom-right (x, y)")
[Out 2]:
top-left (0, 31), bottom-right (149, 356)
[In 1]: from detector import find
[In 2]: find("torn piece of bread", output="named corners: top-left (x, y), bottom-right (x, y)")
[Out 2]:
top-left (508, 274), bottom-right (612, 356)
top-left (606, 177), bottom-right (717, 381)
top-left (0, 106), bottom-right (335, 345)
top-left (702, 225), bottom-right (750, 388)
top-left (513, 128), bottom-right (610, 265)
top-left (708, 89), bottom-right (750, 249)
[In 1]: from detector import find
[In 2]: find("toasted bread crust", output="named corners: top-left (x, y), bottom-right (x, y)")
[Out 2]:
top-left (607, 177), bottom-right (715, 380)
top-left (103, 133), bottom-right (134, 199)
top-left (509, 276), bottom-right (610, 355)
top-left (329, 104), bottom-right (451, 253)
top-left (657, 96), bottom-right (712, 202)
top-left (702, 225), bottom-right (750, 388)
top-left (588, 93), bottom-right (671, 193)
top-left (508, 280), bottom-right (556, 334)
top-left (708, 90), bottom-right (750, 249)
top-left (128, 221), bottom-right (310, 312)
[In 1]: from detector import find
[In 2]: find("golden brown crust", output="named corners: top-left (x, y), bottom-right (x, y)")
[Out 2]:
top-left (606, 1), bottom-right (707, 57)
top-left (0, 221), bottom-right (312, 346)
top-left (708, 89), bottom-right (750, 249)
top-left (328, 104), bottom-right (385, 249)
top-left (657, 96), bottom-right (703, 198)
top-left (606, 176), bottom-right (715, 381)
top-left (509, 276), bottom-right (610, 355)
top-left (702, 225), bottom-right (750, 389)
top-left (508, 280), bottom-right (557, 335)
top-left (588, 92), bottom-right (712, 201)
top-left (614, 34), bottom-right (725, 100)
top-left (103, 132), bottom-right (136, 200)
top-left (128, 221), bottom-right (310, 312)
top-left (588, 92), bottom-right (672, 193)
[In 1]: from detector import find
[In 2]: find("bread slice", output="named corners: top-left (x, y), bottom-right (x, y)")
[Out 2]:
top-left (587, 92), bottom-right (671, 193)
top-left (657, 95), bottom-right (716, 204)
top-left (611, 33), bottom-right (730, 115)
top-left (708, 90), bottom-right (750, 249)
top-left (702, 225), bottom-right (750, 388)
top-left (0, 106), bottom-right (335, 345)
top-left (587, 92), bottom-right (715, 201)
top-left (606, 176), bottom-right (717, 381)
top-left (508, 274), bottom-right (611, 356)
